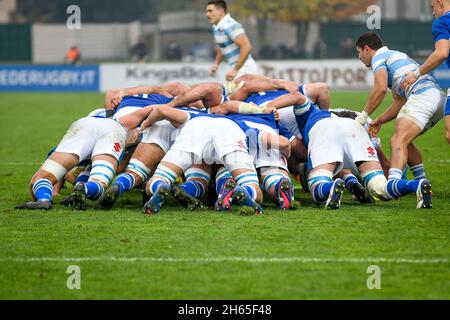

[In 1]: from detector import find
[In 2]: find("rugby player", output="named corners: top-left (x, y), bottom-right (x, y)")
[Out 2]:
top-left (139, 105), bottom-right (264, 214)
top-left (355, 32), bottom-right (444, 197)
top-left (270, 91), bottom-right (433, 210)
top-left (402, 0), bottom-right (450, 144)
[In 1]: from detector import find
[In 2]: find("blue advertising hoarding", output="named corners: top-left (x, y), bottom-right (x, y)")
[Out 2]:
top-left (0, 65), bottom-right (99, 92)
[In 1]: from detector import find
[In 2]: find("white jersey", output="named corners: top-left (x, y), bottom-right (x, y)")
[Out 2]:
top-left (278, 106), bottom-right (302, 139)
top-left (330, 108), bottom-right (381, 149)
top-left (213, 14), bottom-right (255, 66)
top-left (371, 46), bottom-right (441, 99)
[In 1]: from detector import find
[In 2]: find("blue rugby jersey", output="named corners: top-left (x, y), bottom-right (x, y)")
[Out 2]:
top-left (244, 84), bottom-right (307, 106)
top-left (432, 12), bottom-right (450, 69)
top-left (294, 102), bottom-right (331, 147)
top-left (115, 94), bottom-right (174, 112)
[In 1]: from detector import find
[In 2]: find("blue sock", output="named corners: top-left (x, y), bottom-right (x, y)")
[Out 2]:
top-left (84, 181), bottom-right (104, 200)
top-left (76, 171), bottom-right (90, 184)
top-left (410, 164), bottom-right (426, 180)
top-left (181, 181), bottom-right (205, 199)
top-left (32, 179), bottom-right (53, 202)
top-left (243, 185), bottom-right (257, 200)
top-left (344, 174), bottom-right (359, 191)
top-left (216, 173), bottom-right (233, 194)
top-left (114, 173), bottom-right (136, 195)
top-left (312, 182), bottom-right (333, 202)
top-left (386, 179), bottom-right (420, 198)
top-left (149, 179), bottom-right (166, 195)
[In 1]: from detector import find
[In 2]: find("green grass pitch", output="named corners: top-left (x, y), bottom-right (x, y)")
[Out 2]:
top-left (0, 92), bottom-right (449, 299)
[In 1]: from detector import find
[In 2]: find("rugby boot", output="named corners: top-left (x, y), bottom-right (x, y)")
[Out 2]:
top-left (214, 179), bottom-right (237, 212)
top-left (171, 184), bottom-right (205, 211)
top-left (142, 183), bottom-right (171, 214)
top-left (416, 179), bottom-right (432, 209)
top-left (325, 179), bottom-right (345, 210)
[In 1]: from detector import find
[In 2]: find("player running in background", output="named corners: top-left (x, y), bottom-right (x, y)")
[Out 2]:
top-left (206, 0), bottom-right (258, 81)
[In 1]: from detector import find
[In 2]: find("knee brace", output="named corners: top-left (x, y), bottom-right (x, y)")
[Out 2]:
top-left (126, 159), bottom-right (151, 182)
top-left (41, 159), bottom-right (68, 181)
top-left (361, 170), bottom-right (390, 201)
top-left (89, 160), bottom-right (116, 187)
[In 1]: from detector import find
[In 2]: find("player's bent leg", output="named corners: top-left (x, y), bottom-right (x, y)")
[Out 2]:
top-left (96, 143), bottom-right (164, 210)
top-left (358, 161), bottom-right (432, 208)
top-left (391, 116), bottom-right (424, 171)
top-left (172, 164), bottom-right (211, 211)
top-left (407, 143), bottom-right (427, 180)
top-left (308, 163), bottom-right (344, 210)
top-left (71, 155), bottom-right (118, 211)
top-left (17, 152), bottom-right (79, 210)
top-left (260, 168), bottom-right (294, 210)
top-left (338, 169), bottom-right (374, 204)
top-left (143, 161), bottom-right (184, 214)
top-left (223, 151), bottom-right (264, 214)
top-left (214, 166), bottom-right (236, 212)
top-left (445, 115), bottom-right (450, 144)
top-left (143, 150), bottom-right (192, 214)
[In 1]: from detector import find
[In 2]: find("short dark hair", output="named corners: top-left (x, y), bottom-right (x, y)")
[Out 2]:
top-left (330, 109), bottom-right (359, 120)
top-left (355, 32), bottom-right (384, 51)
top-left (208, 0), bottom-right (227, 13)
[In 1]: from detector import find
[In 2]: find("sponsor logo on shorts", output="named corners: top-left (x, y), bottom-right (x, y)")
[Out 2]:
top-left (237, 140), bottom-right (247, 149)
top-left (367, 146), bottom-right (376, 157)
top-left (113, 143), bottom-right (121, 153)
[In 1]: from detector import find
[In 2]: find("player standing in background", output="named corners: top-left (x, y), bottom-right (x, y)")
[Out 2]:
top-left (355, 33), bottom-right (444, 201)
top-left (402, 0), bottom-right (450, 144)
top-left (206, 0), bottom-right (258, 81)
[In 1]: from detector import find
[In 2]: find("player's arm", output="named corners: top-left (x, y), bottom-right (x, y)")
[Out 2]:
top-left (369, 91), bottom-right (406, 137)
top-left (303, 83), bottom-right (331, 110)
top-left (226, 33), bottom-right (252, 80)
top-left (356, 69), bottom-right (388, 125)
top-left (402, 34), bottom-right (450, 90)
top-left (106, 85), bottom-right (173, 111)
top-left (267, 92), bottom-right (308, 110)
top-left (228, 80), bottom-right (284, 101)
top-left (210, 47), bottom-right (224, 77)
top-left (141, 105), bottom-right (190, 130)
top-left (159, 82), bottom-right (191, 97)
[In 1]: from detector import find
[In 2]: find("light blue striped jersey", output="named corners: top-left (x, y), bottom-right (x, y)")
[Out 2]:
top-left (371, 46), bottom-right (441, 98)
top-left (213, 14), bottom-right (254, 66)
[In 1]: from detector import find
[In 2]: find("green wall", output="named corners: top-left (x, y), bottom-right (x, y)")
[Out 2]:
top-left (0, 24), bottom-right (31, 62)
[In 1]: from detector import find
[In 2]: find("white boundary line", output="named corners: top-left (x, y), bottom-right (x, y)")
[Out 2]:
top-left (0, 257), bottom-right (448, 264)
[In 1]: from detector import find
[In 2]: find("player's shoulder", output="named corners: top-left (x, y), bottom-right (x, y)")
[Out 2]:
top-left (433, 14), bottom-right (450, 28)
top-left (221, 14), bottom-right (242, 30)
top-left (432, 14), bottom-right (450, 34)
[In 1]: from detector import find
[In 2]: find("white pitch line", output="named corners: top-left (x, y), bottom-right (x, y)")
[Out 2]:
top-left (0, 256), bottom-right (448, 265)
top-left (0, 162), bottom-right (40, 166)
